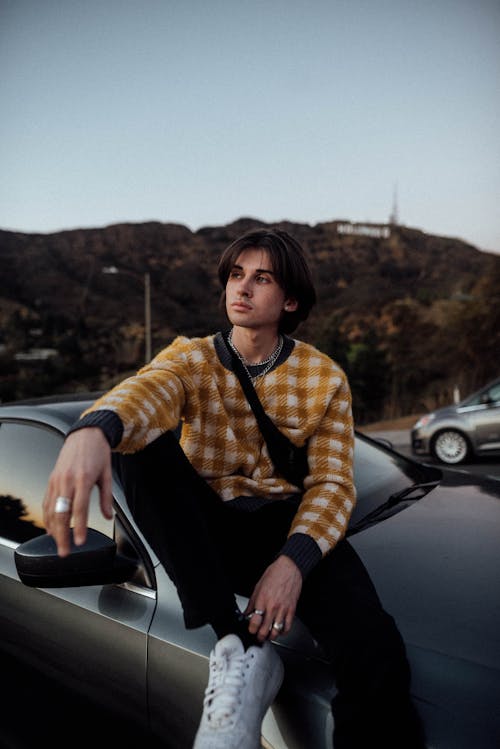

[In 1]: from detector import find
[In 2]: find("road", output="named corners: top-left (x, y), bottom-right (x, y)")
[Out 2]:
top-left (364, 428), bottom-right (500, 482)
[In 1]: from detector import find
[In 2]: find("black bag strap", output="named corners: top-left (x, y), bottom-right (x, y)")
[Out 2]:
top-left (223, 331), bottom-right (308, 487)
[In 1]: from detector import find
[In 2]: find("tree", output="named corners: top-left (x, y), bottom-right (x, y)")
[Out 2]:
top-left (346, 330), bottom-right (389, 424)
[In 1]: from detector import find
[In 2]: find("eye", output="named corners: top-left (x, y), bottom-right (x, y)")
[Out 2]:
top-left (229, 269), bottom-right (243, 279)
top-left (256, 274), bottom-right (271, 283)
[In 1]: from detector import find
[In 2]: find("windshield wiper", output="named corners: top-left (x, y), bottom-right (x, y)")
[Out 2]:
top-left (347, 480), bottom-right (440, 536)
top-left (387, 479), bottom-right (441, 504)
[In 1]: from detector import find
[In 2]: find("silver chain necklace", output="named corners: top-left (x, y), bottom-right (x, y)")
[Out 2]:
top-left (227, 329), bottom-right (283, 384)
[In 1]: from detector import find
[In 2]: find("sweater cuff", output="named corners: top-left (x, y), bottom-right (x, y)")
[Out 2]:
top-left (279, 533), bottom-right (322, 579)
top-left (67, 409), bottom-right (124, 448)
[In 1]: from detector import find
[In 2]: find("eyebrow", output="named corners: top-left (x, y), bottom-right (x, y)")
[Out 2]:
top-left (232, 263), bottom-right (275, 275)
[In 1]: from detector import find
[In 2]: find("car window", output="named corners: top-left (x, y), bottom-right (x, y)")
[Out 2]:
top-left (463, 381), bottom-right (500, 407)
top-left (350, 434), bottom-right (437, 526)
top-left (488, 383), bottom-right (500, 403)
top-left (0, 420), bottom-right (113, 545)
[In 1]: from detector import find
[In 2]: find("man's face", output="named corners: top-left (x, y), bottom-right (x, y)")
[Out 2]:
top-left (225, 248), bottom-right (297, 332)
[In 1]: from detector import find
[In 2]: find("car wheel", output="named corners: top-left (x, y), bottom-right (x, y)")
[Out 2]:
top-left (431, 430), bottom-right (470, 464)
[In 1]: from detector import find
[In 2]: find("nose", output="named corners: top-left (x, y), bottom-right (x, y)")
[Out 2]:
top-left (237, 278), bottom-right (252, 297)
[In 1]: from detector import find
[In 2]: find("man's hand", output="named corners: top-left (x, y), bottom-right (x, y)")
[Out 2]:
top-left (244, 555), bottom-right (303, 642)
top-left (43, 428), bottom-right (113, 557)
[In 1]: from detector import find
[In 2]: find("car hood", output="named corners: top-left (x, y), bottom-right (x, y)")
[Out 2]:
top-left (428, 404), bottom-right (460, 420)
top-left (350, 475), bottom-right (500, 671)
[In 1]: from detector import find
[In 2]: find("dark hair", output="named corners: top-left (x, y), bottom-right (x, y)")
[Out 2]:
top-left (218, 228), bottom-right (316, 334)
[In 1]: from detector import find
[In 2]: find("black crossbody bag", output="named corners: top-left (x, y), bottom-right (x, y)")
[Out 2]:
top-left (223, 331), bottom-right (309, 488)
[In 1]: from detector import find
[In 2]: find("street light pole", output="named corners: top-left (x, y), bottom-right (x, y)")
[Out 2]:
top-left (102, 266), bottom-right (152, 364)
top-left (144, 271), bottom-right (151, 363)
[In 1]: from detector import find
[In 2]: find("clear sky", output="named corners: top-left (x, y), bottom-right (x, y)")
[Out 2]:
top-left (1, 0), bottom-right (499, 253)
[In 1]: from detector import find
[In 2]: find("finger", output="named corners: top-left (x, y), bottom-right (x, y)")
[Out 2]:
top-left (247, 608), bottom-right (265, 635)
top-left (50, 492), bottom-right (74, 557)
top-left (71, 483), bottom-right (91, 547)
top-left (43, 475), bottom-right (65, 535)
top-left (246, 599), bottom-right (270, 639)
top-left (284, 608), bottom-right (295, 634)
top-left (42, 484), bottom-right (51, 531)
top-left (269, 610), bottom-right (287, 641)
top-left (257, 611), bottom-right (276, 642)
top-left (98, 461), bottom-right (114, 520)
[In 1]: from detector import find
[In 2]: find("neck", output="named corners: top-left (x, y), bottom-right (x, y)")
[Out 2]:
top-left (229, 326), bottom-right (281, 364)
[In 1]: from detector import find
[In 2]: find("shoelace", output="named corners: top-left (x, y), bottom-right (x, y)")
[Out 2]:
top-left (203, 648), bottom-right (252, 728)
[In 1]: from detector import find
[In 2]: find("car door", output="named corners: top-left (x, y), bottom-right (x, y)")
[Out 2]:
top-left (0, 417), bottom-right (156, 730)
top-left (473, 382), bottom-right (500, 450)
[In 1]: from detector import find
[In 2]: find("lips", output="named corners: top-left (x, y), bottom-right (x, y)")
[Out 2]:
top-left (230, 300), bottom-right (252, 311)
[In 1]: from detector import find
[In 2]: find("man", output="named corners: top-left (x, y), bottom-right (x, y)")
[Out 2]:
top-left (44, 229), bottom-right (424, 748)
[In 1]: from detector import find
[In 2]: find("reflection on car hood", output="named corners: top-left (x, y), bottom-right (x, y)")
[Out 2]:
top-left (350, 477), bottom-right (500, 671)
top-left (430, 404), bottom-right (460, 419)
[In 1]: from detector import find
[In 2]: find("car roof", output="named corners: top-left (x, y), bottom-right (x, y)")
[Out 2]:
top-left (0, 392), bottom-right (101, 433)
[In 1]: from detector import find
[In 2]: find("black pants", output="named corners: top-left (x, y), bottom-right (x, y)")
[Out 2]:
top-left (115, 432), bottom-right (425, 749)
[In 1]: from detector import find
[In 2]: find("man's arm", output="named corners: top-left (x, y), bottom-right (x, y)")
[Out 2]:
top-left (43, 341), bottom-right (189, 557)
top-left (43, 428), bottom-right (114, 557)
top-left (243, 363), bottom-right (355, 641)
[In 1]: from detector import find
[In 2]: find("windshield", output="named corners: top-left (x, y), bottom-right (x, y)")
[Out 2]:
top-left (463, 380), bottom-right (500, 407)
top-left (350, 432), bottom-right (441, 529)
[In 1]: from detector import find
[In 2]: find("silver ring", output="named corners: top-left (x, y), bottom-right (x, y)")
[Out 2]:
top-left (272, 622), bottom-right (284, 632)
top-left (54, 496), bottom-right (72, 514)
top-left (246, 609), bottom-right (265, 620)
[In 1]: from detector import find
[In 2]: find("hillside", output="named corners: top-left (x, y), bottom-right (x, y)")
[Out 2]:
top-left (2, 218), bottom-right (499, 422)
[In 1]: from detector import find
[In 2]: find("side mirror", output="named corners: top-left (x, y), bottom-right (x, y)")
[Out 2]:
top-left (14, 528), bottom-right (137, 588)
top-left (480, 393), bottom-right (493, 405)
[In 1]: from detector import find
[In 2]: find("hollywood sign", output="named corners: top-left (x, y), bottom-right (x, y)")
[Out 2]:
top-left (337, 223), bottom-right (391, 239)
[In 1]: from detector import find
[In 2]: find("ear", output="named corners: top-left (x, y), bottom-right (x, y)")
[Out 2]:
top-left (283, 298), bottom-right (298, 312)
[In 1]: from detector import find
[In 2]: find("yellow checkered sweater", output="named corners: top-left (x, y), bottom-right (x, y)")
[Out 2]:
top-left (83, 333), bottom-right (356, 564)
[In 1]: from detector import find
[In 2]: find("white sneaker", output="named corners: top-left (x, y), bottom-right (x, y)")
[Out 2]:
top-left (193, 633), bottom-right (284, 749)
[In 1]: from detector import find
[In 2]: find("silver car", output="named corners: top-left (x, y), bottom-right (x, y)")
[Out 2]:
top-left (2, 394), bottom-right (500, 748)
top-left (411, 377), bottom-right (500, 465)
